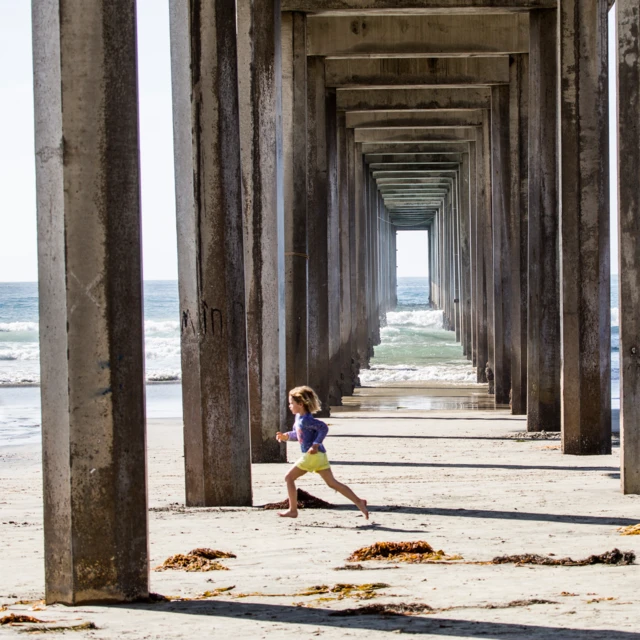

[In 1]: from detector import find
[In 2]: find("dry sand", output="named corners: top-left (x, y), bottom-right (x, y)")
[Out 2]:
top-left (1, 385), bottom-right (639, 639)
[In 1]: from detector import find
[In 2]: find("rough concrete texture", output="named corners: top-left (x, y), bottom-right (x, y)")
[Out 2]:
top-left (169, 0), bottom-right (252, 505)
top-left (2, 385), bottom-right (639, 638)
top-left (237, 0), bottom-right (287, 462)
top-left (32, 0), bottom-right (147, 604)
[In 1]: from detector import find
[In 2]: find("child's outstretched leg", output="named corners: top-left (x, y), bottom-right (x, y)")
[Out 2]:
top-left (279, 466), bottom-right (307, 518)
top-left (318, 469), bottom-right (368, 519)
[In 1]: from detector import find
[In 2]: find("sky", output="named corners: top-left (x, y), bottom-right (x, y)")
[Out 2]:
top-left (0, 2), bottom-right (619, 282)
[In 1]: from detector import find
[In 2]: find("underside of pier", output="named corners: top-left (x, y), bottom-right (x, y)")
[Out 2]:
top-left (30, 0), bottom-right (639, 604)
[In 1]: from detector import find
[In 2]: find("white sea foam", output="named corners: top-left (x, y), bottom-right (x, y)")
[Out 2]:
top-left (0, 322), bottom-right (39, 333)
top-left (360, 363), bottom-right (476, 385)
top-left (611, 307), bottom-right (619, 327)
top-left (144, 320), bottom-right (180, 335)
top-left (0, 344), bottom-right (40, 361)
top-left (386, 309), bottom-right (444, 328)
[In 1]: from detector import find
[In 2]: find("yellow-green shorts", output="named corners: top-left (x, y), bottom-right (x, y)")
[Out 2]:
top-left (295, 451), bottom-right (331, 473)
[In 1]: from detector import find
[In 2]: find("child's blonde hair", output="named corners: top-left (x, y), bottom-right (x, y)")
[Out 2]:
top-left (289, 386), bottom-right (321, 414)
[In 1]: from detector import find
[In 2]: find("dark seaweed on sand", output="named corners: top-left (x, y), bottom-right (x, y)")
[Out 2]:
top-left (491, 549), bottom-right (635, 566)
top-left (263, 489), bottom-right (334, 510)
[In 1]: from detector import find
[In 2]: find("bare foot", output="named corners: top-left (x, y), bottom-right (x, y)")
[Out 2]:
top-left (357, 499), bottom-right (369, 520)
top-left (278, 510), bottom-right (298, 518)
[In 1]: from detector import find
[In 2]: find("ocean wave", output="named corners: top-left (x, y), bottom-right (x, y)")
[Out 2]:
top-left (0, 321), bottom-right (39, 333)
top-left (611, 307), bottom-right (619, 327)
top-left (360, 363), bottom-right (476, 384)
top-left (144, 319), bottom-right (180, 335)
top-left (386, 309), bottom-right (444, 329)
top-left (0, 344), bottom-right (40, 361)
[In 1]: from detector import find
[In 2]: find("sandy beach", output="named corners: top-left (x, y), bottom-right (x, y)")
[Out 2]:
top-left (1, 385), bottom-right (639, 639)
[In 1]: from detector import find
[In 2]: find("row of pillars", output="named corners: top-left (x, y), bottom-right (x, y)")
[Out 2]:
top-left (30, 0), bottom-right (640, 606)
top-left (32, 0), bottom-right (396, 604)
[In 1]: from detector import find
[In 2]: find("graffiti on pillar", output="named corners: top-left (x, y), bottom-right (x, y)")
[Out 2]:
top-left (211, 309), bottom-right (223, 336)
top-left (181, 309), bottom-right (196, 335)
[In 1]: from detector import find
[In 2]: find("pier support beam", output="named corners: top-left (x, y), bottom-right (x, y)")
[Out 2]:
top-left (33, 0), bottom-right (148, 603)
top-left (283, 12), bottom-right (309, 424)
top-left (491, 84), bottom-right (512, 406)
top-left (170, 0), bottom-right (252, 504)
top-left (559, 0), bottom-right (611, 454)
top-left (528, 9), bottom-right (560, 431)
top-left (616, 0), bottom-right (640, 492)
top-left (237, 0), bottom-right (286, 462)
top-left (307, 56), bottom-right (331, 413)
top-left (509, 53), bottom-right (529, 415)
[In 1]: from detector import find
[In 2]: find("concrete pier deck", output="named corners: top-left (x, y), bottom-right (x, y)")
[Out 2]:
top-left (1, 385), bottom-right (638, 638)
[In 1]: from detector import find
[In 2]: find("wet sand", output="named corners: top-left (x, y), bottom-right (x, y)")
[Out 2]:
top-left (1, 384), bottom-right (638, 639)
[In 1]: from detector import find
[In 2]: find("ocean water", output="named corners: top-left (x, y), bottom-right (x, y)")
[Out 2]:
top-left (0, 277), bottom-right (622, 445)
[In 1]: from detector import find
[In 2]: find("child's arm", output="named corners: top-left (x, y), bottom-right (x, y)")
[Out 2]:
top-left (309, 418), bottom-right (328, 452)
top-left (276, 430), bottom-right (297, 442)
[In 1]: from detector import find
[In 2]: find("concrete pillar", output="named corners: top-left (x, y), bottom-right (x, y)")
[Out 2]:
top-left (33, 0), bottom-right (147, 604)
top-left (355, 147), bottom-right (369, 367)
top-left (491, 84), bottom-right (512, 405)
top-left (559, 0), bottom-right (611, 454)
top-left (391, 227), bottom-right (398, 308)
top-left (460, 152), bottom-right (472, 358)
top-left (307, 56), bottom-right (330, 414)
top-left (337, 111), bottom-right (353, 396)
top-left (469, 141), bottom-right (478, 368)
top-left (528, 10), bottom-right (561, 431)
top-left (237, 0), bottom-right (286, 463)
top-left (616, 0), bottom-right (640, 492)
top-left (326, 89), bottom-right (342, 406)
top-left (283, 12), bottom-right (308, 420)
top-left (509, 53), bottom-right (529, 415)
top-left (170, 1), bottom-right (252, 505)
top-left (476, 117), bottom-right (491, 384)
top-left (348, 132), bottom-right (360, 381)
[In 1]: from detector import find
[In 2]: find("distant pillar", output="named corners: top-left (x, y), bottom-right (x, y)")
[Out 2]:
top-left (326, 89), bottom-right (342, 406)
top-left (33, 0), bottom-right (148, 605)
top-left (509, 53), bottom-right (529, 415)
top-left (528, 10), bottom-right (561, 431)
top-left (347, 132), bottom-right (360, 380)
top-left (170, 0), bottom-right (252, 504)
top-left (355, 145), bottom-right (369, 368)
top-left (491, 84), bottom-right (512, 405)
top-left (460, 151), bottom-right (472, 358)
top-left (337, 111), bottom-right (353, 395)
top-left (469, 141), bottom-right (478, 367)
top-left (391, 227), bottom-right (398, 308)
top-left (453, 175), bottom-right (462, 343)
top-left (476, 118), bottom-right (491, 384)
top-left (559, 0), bottom-right (611, 454)
top-left (282, 12), bottom-right (308, 422)
top-left (307, 56), bottom-right (330, 414)
top-left (616, 0), bottom-right (640, 492)
top-left (237, 0), bottom-right (286, 462)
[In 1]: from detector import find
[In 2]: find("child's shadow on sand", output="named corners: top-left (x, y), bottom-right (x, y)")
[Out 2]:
top-left (300, 521), bottom-right (428, 534)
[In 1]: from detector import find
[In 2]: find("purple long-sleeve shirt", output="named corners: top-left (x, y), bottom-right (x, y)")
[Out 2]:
top-left (285, 413), bottom-right (328, 453)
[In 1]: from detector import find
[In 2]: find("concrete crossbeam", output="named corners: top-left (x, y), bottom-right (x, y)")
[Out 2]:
top-left (356, 128), bottom-right (477, 143)
top-left (306, 14), bottom-right (529, 56)
top-left (346, 110), bottom-right (484, 128)
top-left (283, 0), bottom-right (555, 12)
top-left (370, 163), bottom-right (460, 172)
top-left (362, 143), bottom-right (469, 154)
top-left (366, 153), bottom-right (463, 163)
top-left (326, 57), bottom-right (510, 88)
top-left (337, 88), bottom-right (491, 111)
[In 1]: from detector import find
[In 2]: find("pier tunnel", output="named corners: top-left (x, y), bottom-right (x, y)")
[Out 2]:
top-left (30, 0), bottom-right (639, 603)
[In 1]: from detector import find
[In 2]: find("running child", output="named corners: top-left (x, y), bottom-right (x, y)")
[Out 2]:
top-left (275, 385), bottom-right (368, 519)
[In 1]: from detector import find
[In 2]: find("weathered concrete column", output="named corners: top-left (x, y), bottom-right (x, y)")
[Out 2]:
top-left (476, 117), bottom-right (491, 384)
top-left (348, 132), bottom-right (360, 381)
top-left (170, 1), bottom-right (252, 505)
top-left (391, 227), bottom-right (398, 308)
top-left (528, 10), bottom-right (561, 431)
top-left (616, 0), bottom-right (640, 492)
top-left (469, 141), bottom-right (478, 367)
top-left (237, 0), bottom-right (286, 462)
top-left (491, 84), bottom-right (512, 405)
top-left (355, 146), bottom-right (369, 368)
top-left (326, 89), bottom-right (342, 406)
top-left (510, 53), bottom-right (529, 415)
top-left (559, 0), bottom-right (611, 454)
top-left (33, 0), bottom-right (148, 604)
top-left (460, 151), bottom-right (472, 358)
top-left (282, 12), bottom-right (308, 423)
top-left (337, 110), bottom-right (353, 395)
top-left (307, 56), bottom-right (330, 414)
